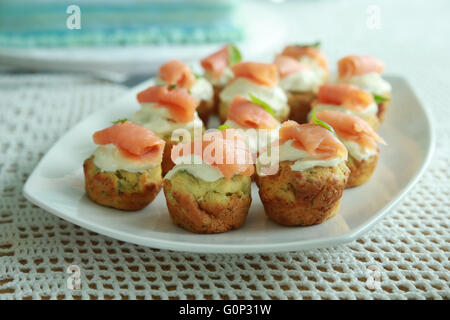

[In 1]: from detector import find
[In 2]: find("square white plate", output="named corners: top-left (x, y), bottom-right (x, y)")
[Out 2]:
top-left (23, 76), bottom-right (434, 253)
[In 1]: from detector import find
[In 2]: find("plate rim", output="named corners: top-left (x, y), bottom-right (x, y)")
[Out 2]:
top-left (23, 76), bottom-right (435, 253)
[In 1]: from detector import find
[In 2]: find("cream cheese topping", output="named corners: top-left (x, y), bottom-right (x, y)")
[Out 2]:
top-left (204, 67), bottom-right (234, 87)
top-left (164, 154), bottom-right (224, 182)
top-left (279, 68), bottom-right (323, 93)
top-left (339, 72), bottom-right (391, 96)
top-left (93, 144), bottom-right (159, 173)
top-left (310, 101), bottom-right (378, 118)
top-left (219, 78), bottom-right (288, 113)
top-left (154, 76), bottom-right (214, 102)
top-left (130, 103), bottom-right (203, 138)
top-left (342, 139), bottom-right (377, 162)
top-left (257, 140), bottom-right (345, 175)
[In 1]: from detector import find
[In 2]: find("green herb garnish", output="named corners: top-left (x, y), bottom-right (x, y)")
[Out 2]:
top-left (218, 124), bottom-right (231, 130)
top-left (112, 118), bottom-right (128, 124)
top-left (296, 41), bottom-right (321, 48)
top-left (169, 84), bottom-right (178, 89)
top-left (248, 93), bottom-right (275, 116)
top-left (373, 94), bottom-right (390, 104)
top-left (228, 44), bottom-right (242, 65)
top-left (311, 108), bottom-right (336, 135)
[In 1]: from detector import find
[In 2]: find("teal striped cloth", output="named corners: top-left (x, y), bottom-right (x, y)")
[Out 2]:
top-left (0, 0), bottom-right (244, 47)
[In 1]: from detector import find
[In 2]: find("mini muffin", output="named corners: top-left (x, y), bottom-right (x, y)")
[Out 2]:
top-left (275, 44), bottom-right (329, 123)
top-left (223, 95), bottom-right (280, 156)
top-left (219, 61), bottom-right (289, 123)
top-left (337, 55), bottom-right (391, 122)
top-left (156, 59), bottom-right (214, 125)
top-left (310, 83), bottom-right (380, 130)
top-left (133, 85), bottom-right (204, 175)
top-left (83, 121), bottom-right (165, 211)
top-left (256, 121), bottom-right (349, 226)
top-left (313, 110), bottom-right (386, 188)
top-left (163, 129), bottom-right (254, 233)
top-left (200, 44), bottom-right (241, 112)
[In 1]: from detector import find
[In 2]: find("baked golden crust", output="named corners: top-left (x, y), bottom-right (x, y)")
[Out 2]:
top-left (256, 161), bottom-right (349, 226)
top-left (212, 85), bottom-right (223, 114)
top-left (197, 98), bottom-right (215, 126)
top-left (218, 100), bottom-right (290, 124)
top-left (287, 91), bottom-right (316, 124)
top-left (161, 139), bottom-right (177, 176)
top-left (83, 156), bottom-right (162, 211)
top-left (345, 149), bottom-right (379, 188)
top-left (376, 92), bottom-right (391, 123)
top-left (163, 171), bottom-right (252, 234)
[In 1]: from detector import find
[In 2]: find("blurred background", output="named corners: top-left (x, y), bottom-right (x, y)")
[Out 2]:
top-left (0, 0), bottom-right (448, 85)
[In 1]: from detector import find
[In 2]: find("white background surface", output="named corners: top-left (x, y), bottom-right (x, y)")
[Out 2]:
top-left (0, 0), bottom-right (449, 299)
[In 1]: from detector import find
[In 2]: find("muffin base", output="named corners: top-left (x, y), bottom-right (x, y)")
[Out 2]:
top-left (83, 156), bottom-right (162, 211)
top-left (256, 161), bottom-right (349, 226)
top-left (346, 150), bottom-right (380, 188)
top-left (197, 98), bottom-right (215, 126)
top-left (163, 172), bottom-right (252, 234)
top-left (287, 91), bottom-right (316, 124)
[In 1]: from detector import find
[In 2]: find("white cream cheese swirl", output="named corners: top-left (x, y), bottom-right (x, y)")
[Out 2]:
top-left (130, 103), bottom-right (203, 138)
top-left (93, 144), bottom-right (159, 173)
top-left (257, 140), bottom-right (346, 175)
top-left (164, 154), bottom-right (224, 182)
top-left (203, 67), bottom-right (234, 87)
top-left (220, 78), bottom-right (288, 115)
top-left (154, 77), bottom-right (214, 102)
top-left (341, 139), bottom-right (377, 162)
top-left (339, 72), bottom-right (391, 96)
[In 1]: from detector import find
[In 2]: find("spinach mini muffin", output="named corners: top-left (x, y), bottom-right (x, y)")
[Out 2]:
top-left (156, 59), bottom-right (214, 125)
top-left (256, 121), bottom-right (349, 226)
top-left (337, 55), bottom-right (391, 122)
top-left (313, 110), bottom-right (386, 188)
top-left (83, 121), bottom-right (165, 211)
top-left (311, 83), bottom-right (380, 130)
top-left (218, 61), bottom-right (289, 123)
top-left (133, 85), bottom-right (204, 176)
top-left (274, 44), bottom-right (329, 124)
top-left (163, 129), bottom-right (254, 234)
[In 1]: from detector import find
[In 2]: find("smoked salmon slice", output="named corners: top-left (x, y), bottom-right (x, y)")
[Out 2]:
top-left (201, 45), bottom-right (230, 78)
top-left (338, 55), bottom-right (385, 78)
top-left (231, 62), bottom-right (278, 88)
top-left (136, 85), bottom-right (199, 123)
top-left (279, 120), bottom-right (347, 160)
top-left (316, 83), bottom-right (374, 112)
top-left (159, 59), bottom-right (196, 89)
top-left (314, 110), bottom-right (386, 150)
top-left (274, 55), bottom-right (309, 79)
top-left (281, 45), bottom-right (328, 71)
top-left (93, 121), bottom-right (165, 161)
top-left (228, 95), bottom-right (279, 129)
top-left (171, 129), bottom-right (254, 179)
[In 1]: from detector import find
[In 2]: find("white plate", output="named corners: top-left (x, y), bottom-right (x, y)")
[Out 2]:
top-left (23, 76), bottom-right (434, 253)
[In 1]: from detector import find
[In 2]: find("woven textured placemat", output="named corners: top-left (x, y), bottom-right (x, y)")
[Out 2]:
top-left (0, 73), bottom-right (448, 300)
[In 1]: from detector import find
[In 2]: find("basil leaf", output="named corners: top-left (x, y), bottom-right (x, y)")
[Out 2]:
top-left (228, 44), bottom-right (242, 65)
top-left (373, 94), bottom-right (390, 104)
top-left (248, 93), bottom-right (275, 116)
top-left (218, 124), bottom-right (231, 130)
top-left (112, 118), bottom-right (128, 124)
top-left (311, 108), bottom-right (336, 135)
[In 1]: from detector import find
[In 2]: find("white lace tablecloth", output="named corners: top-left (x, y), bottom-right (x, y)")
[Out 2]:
top-left (0, 0), bottom-right (449, 300)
